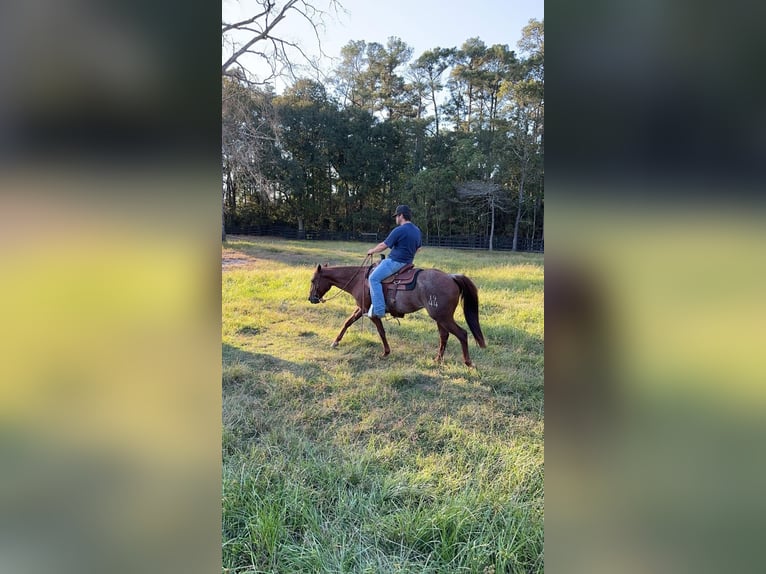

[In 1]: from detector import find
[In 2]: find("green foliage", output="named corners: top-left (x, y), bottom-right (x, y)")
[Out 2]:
top-left (222, 22), bottom-right (544, 248)
top-left (222, 238), bottom-right (544, 573)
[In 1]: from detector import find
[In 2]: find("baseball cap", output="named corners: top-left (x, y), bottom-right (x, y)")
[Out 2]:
top-left (394, 205), bottom-right (412, 218)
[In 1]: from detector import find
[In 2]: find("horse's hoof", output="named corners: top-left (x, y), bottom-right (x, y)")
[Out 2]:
top-left (330, 341), bottom-right (339, 348)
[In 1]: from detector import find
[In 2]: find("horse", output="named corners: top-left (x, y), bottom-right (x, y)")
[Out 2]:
top-left (308, 260), bottom-right (486, 366)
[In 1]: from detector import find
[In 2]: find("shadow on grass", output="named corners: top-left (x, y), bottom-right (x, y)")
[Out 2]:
top-left (223, 342), bottom-right (325, 383)
top-left (379, 309), bottom-right (543, 361)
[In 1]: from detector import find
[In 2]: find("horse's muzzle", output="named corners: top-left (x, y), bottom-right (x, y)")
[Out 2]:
top-left (308, 296), bottom-right (322, 304)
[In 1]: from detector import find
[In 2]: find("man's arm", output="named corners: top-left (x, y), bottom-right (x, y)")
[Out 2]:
top-left (367, 241), bottom-right (388, 256)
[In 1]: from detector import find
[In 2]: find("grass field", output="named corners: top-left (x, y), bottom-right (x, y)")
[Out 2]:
top-left (222, 236), bottom-right (544, 573)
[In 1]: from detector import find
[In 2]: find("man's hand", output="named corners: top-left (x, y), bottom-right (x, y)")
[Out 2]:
top-left (368, 242), bottom-right (388, 256)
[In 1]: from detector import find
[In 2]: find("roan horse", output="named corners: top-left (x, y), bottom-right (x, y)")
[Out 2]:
top-left (308, 260), bottom-right (486, 366)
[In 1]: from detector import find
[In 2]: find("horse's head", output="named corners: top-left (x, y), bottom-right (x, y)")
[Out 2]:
top-left (308, 264), bottom-right (330, 304)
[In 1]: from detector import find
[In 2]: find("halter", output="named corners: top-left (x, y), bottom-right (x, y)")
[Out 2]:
top-left (317, 253), bottom-right (373, 305)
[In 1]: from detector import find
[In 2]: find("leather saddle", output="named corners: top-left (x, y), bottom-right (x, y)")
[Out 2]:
top-left (381, 263), bottom-right (421, 290)
top-left (366, 262), bottom-right (423, 317)
top-left (383, 264), bottom-right (422, 318)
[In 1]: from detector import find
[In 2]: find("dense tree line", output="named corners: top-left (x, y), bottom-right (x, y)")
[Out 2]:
top-left (223, 19), bottom-right (543, 250)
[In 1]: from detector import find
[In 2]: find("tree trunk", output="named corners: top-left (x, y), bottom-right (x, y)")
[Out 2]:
top-left (512, 172), bottom-right (526, 252)
top-left (226, 172), bottom-right (237, 213)
top-left (467, 86), bottom-right (473, 132)
top-left (222, 191), bottom-right (227, 242)
top-left (222, 168), bottom-right (232, 242)
top-left (489, 198), bottom-right (495, 251)
top-left (425, 202), bottom-right (430, 241)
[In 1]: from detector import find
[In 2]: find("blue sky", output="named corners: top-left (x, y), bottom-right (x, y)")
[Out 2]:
top-left (223, 0), bottom-right (543, 87)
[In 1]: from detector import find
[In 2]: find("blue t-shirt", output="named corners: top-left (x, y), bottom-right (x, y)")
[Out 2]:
top-left (384, 222), bottom-right (422, 264)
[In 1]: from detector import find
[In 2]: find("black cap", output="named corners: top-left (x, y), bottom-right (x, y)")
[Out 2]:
top-left (394, 205), bottom-right (412, 219)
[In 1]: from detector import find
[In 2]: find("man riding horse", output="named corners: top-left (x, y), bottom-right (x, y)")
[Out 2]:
top-left (365, 205), bottom-right (422, 319)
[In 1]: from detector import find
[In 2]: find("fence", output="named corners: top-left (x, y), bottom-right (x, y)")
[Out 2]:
top-left (225, 224), bottom-right (543, 253)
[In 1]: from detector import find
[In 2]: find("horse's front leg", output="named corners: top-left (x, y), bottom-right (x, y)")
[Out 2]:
top-left (370, 317), bottom-right (391, 357)
top-left (331, 307), bottom-right (365, 348)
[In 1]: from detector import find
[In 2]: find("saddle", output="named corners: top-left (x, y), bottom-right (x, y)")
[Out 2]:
top-left (381, 263), bottom-right (421, 289)
top-left (366, 261), bottom-right (423, 318)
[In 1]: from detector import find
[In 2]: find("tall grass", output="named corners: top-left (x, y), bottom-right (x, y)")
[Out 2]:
top-left (222, 237), bottom-right (544, 573)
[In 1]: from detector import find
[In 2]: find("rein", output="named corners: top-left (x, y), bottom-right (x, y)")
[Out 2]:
top-left (320, 254), bottom-right (372, 303)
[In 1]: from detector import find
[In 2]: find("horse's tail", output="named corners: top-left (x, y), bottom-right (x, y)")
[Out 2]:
top-left (452, 275), bottom-right (487, 348)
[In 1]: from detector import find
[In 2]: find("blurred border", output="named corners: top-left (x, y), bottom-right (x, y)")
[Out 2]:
top-left (547, 1), bottom-right (766, 572)
top-left (0, 1), bottom-right (222, 573)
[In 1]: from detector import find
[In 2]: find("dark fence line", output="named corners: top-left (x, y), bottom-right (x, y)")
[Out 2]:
top-left (226, 224), bottom-right (543, 253)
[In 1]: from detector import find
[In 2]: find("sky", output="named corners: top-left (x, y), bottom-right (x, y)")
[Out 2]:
top-left (223, 0), bottom-right (543, 90)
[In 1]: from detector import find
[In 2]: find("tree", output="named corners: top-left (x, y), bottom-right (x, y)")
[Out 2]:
top-left (222, 78), bottom-right (279, 239)
top-left (273, 79), bottom-right (334, 233)
top-left (372, 37), bottom-right (415, 120)
top-left (409, 164), bottom-right (453, 237)
top-left (335, 38), bottom-right (415, 120)
top-left (456, 181), bottom-right (507, 251)
top-left (517, 18), bottom-right (544, 72)
top-left (332, 40), bottom-right (374, 110)
top-left (410, 47), bottom-right (454, 135)
top-left (447, 38), bottom-right (487, 133)
top-left (222, 0), bottom-right (341, 84)
top-left (221, 19), bottom-right (544, 248)
top-left (502, 18), bottom-right (544, 251)
top-left (478, 44), bottom-right (517, 133)
top-left (221, 0), bottom-right (342, 240)
top-left (327, 106), bottom-right (379, 230)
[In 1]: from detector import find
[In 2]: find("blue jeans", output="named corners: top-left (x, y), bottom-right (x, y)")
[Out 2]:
top-left (368, 258), bottom-right (408, 316)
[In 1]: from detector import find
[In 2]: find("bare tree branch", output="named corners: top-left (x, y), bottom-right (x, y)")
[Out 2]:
top-left (221, 4), bottom-right (273, 34)
top-left (456, 180), bottom-right (503, 197)
top-left (222, 0), bottom-right (341, 83)
top-left (222, 0), bottom-right (296, 74)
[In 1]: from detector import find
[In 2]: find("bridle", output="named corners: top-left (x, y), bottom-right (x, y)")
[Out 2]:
top-left (311, 253), bottom-right (373, 305)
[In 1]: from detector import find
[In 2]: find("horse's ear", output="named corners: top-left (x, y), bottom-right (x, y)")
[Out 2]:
top-left (316, 264), bottom-right (322, 272)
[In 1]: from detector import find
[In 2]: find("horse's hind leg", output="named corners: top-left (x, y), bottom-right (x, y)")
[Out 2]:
top-left (332, 308), bottom-right (365, 348)
top-left (435, 324), bottom-right (449, 363)
top-left (443, 318), bottom-right (472, 366)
